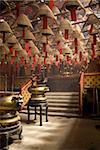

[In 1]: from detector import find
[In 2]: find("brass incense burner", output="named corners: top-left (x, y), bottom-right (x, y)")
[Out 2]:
top-left (28, 80), bottom-right (49, 102)
top-left (0, 91), bottom-right (23, 149)
top-left (27, 77), bottom-right (49, 126)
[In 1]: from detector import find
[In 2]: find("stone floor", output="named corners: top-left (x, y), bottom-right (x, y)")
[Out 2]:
top-left (9, 114), bottom-right (100, 150)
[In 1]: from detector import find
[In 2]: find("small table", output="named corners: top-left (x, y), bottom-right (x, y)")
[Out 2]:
top-left (27, 100), bottom-right (48, 126)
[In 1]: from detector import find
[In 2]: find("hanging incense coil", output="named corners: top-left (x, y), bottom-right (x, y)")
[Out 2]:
top-left (13, 14), bottom-right (33, 29)
top-left (40, 26), bottom-right (54, 36)
top-left (0, 19), bottom-right (13, 33)
top-left (28, 41), bottom-right (40, 55)
top-left (23, 29), bottom-right (36, 41)
top-left (59, 18), bottom-right (73, 31)
top-left (62, 0), bottom-right (85, 21)
top-left (13, 42), bottom-right (23, 51)
top-left (62, 0), bottom-right (85, 10)
top-left (52, 6), bottom-right (60, 15)
top-left (36, 3), bottom-right (56, 20)
top-left (6, 34), bottom-right (18, 45)
top-left (84, 13), bottom-right (100, 26)
top-left (19, 49), bottom-right (28, 59)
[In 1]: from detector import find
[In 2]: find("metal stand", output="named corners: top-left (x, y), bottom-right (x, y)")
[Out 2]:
top-left (0, 122), bottom-right (22, 150)
top-left (27, 100), bottom-right (48, 126)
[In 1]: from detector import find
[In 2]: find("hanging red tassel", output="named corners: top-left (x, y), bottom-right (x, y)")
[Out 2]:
top-left (93, 34), bottom-right (96, 45)
top-left (75, 47), bottom-right (78, 54)
top-left (43, 43), bottom-right (46, 53)
top-left (15, 51), bottom-right (18, 57)
top-left (79, 51), bottom-right (82, 62)
top-left (23, 28), bottom-right (25, 37)
top-left (49, 0), bottom-right (54, 10)
top-left (9, 47), bottom-right (13, 54)
top-left (16, 2), bottom-right (20, 17)
top-left (66, 55), bottom-right (69, 62)
top-left (56, 55), bottom-right (58, 61)
top-left (20, 57), bottom-right (24, 64)
top-left (70, 7), bottom-right (77, 21)
top-left (74, 38), bottom-right (78, 54)
top-left (64, 29), bottom-right (69, 39)
top-left (74, 38), bottom-right (78, 46)
top-left (33, 55), bottom-right (36, 64)
top-left (60, 48), bottom-right (62, 54)
top-left (25, 42), bottom-right (29, 52)
top-left (45, 51), bottom-right (47, 58)
top-left (44, 57), bottom-right (46, 65)
top-left (91, 44), bottom-right (95, 59)
top-left (43, 16), bottom-right (48, 29)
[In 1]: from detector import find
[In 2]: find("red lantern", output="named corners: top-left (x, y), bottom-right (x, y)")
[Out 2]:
top-left (93, 34), bottom-right (96, 45)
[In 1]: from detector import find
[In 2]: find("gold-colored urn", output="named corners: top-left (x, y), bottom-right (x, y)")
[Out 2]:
top-left (28, 81), bottom-right (49, 102)
top-left (0, 92), bottom-right (23, 149)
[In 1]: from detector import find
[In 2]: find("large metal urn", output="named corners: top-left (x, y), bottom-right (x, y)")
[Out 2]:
top-left (0, 91), bottom-right (23, 149)
top-left (28, 80), bottom-right (49, 102)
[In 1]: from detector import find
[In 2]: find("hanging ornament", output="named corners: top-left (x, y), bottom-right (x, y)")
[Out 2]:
top-left (62, 0), bottom-right (85, 21)
top-left (93, 34), bottom-right (96, 45)
top-left (43, 16), bottom-right (48, 29)
top-left (74, 38), bottom-right (78, 54)
top-left (49, 0), bottom-right (55, 10)
top-left (16, 2), bottom-right (20, 17)
top-left (43, 43), bottom-right (46, 53)
top-left (91, 44), bottom-right (95, 60)
top-left (33, 55), bottom-right (36, 64)
top-left (79, 51), bottom-right (82, 62)
top-left (64, 29), bottom-right (69, 40)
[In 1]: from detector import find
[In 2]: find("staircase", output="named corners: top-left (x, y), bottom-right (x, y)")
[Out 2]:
top-left (46, 92), bottom-right (80, 117)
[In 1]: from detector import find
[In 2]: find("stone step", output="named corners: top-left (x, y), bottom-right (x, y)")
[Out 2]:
top-left (20, 91), bottom-right (80, 117)
top-left (48, 107), bottom-right (79, 113)
top-left (47, 99), bottom-right (79, 104)
top-left (20, 110), bottom-right (80, 118)
top-left (48, 103), bottom-right (79, 108)
top-left (46, 96), bottom-right (79, 99)
top-left (46, 92), bottom-right (79, 96)
top-left (46, 112), bottom-right (80, 117)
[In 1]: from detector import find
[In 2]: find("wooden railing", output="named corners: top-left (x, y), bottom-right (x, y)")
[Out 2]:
top-left (20, 79), bottom-right (32, 108)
